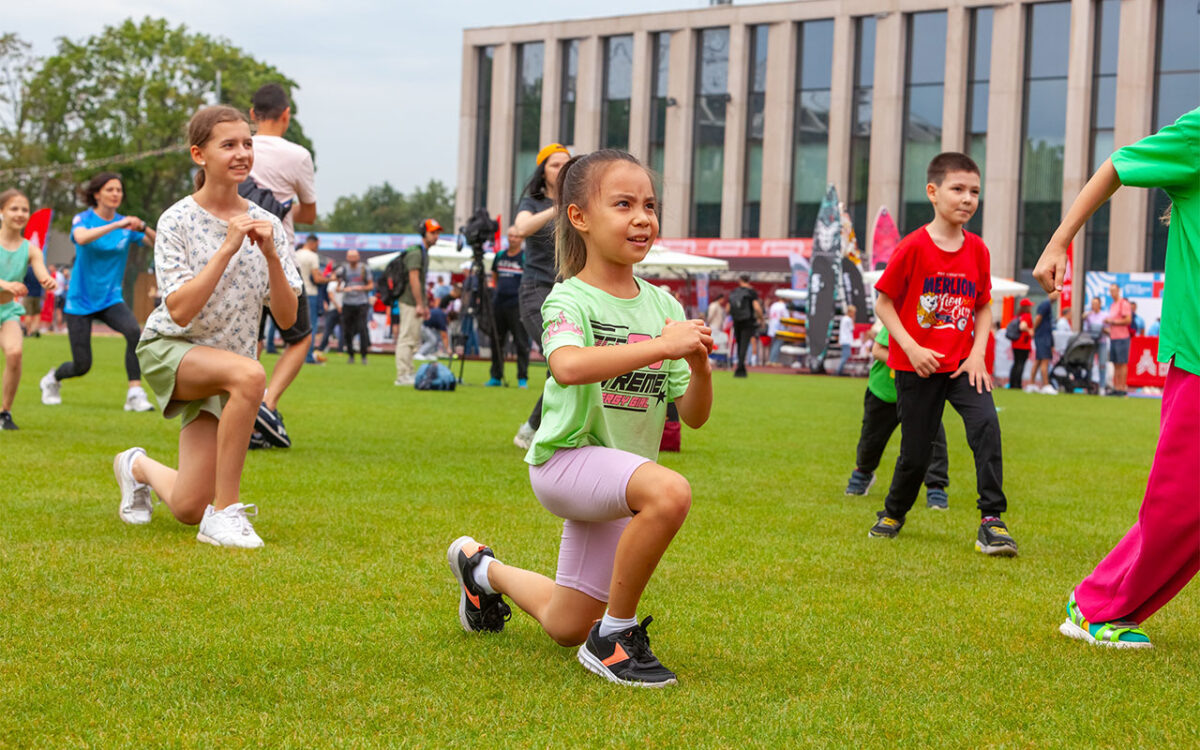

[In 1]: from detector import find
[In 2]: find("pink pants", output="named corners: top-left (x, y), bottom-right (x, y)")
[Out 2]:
top-left (1075, 363), bottom-right (1200, 624)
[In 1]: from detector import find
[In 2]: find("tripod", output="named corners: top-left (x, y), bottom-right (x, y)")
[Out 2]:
top-left (455, 242), bottom-right (504, 385)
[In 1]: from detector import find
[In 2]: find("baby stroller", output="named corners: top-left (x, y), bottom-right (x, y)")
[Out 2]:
top-left (1050, 331), bottom-right (1099, 394)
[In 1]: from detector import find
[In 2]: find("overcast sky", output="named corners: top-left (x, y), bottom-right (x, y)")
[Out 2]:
top-left (9, 0), bottom-right (766, 209)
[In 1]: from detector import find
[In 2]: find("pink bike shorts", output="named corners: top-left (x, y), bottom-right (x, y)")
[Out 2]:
top-left (528, 445), bottom-right (650, 602)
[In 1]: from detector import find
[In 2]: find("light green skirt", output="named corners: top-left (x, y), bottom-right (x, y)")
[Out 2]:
top-left (136, 336), bottom-right (227, 427)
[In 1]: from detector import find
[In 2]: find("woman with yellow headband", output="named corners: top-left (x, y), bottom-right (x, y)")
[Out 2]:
top-left (511, 143), bottom-right (571, 449)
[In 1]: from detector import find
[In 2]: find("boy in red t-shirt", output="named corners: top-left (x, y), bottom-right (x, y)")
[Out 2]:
top-left (869, 153), bottom-right (1016, 556)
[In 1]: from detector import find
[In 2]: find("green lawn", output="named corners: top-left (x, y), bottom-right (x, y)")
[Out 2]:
top-left (2, 336), bottom-right (1195, 747)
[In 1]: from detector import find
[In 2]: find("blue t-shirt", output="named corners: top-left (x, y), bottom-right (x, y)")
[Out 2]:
top-left (492, 250), bottom-right (524, 307)
top-left (423, 306), bottom-right (448, 332)
top-left (66, 208), bottom-right (145, 315)
top-left (1034, 299), bottom-right (1053, 343)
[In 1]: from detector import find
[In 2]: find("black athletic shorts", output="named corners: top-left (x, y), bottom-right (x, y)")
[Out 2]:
top-left (258, 292), bottom-right (312, 344)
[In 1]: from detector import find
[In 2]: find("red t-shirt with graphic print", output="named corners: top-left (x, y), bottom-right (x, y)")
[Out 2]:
top-left (875, 227), bottom-right (993, 374)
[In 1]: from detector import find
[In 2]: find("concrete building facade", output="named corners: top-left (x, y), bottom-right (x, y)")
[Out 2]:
top-left (457, 0), bottom-right (1198, 295)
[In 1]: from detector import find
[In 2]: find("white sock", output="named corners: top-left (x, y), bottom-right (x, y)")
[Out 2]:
top-left (472, 555), bottom-right (497, 594)
top-left (599, 611), bottom-right (638, 638)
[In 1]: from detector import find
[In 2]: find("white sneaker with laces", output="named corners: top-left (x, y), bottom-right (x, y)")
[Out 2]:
top-left (125, 386), bottom-right (156, 412)
top-left (1041, 384), bottom-right (1057, 395)
top-left (394, 375), bottom-right (415, 386)
top-left (113, 447), bottom-right (153, 525)
top-left (513, 421), bottom-right (536, 450)
top-left (196, 503), bottom-right (264, 548)
top-left (40, 369), bottom-right (61, 405)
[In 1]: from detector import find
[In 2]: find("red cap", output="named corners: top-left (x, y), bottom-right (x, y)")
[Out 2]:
top-left (422, 219), bottom-right (444, 234)
top-left (1019, 299), bottom-right (1033, 307)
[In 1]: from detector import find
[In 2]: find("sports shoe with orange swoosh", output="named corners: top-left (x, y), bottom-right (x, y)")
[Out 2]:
top-left (577, 616), bottom-right (677, 687)
top-left (447, 536), bottom-right (512, 633)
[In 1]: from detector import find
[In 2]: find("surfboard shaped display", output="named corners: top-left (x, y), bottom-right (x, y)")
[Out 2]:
top-left (807, 185), bottom-right (841, 372)
top-left (871, 206), bottom-right (900, 271)
top-left (839, 205), bottom-right (870, 323)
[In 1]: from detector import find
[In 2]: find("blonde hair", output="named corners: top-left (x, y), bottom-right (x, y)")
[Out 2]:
top-left (554, 149), bottom-right (657, 280)
top-left (188, 105), bottom-right (249, 190)
top-left (0, 188), bottom-right (27, 211)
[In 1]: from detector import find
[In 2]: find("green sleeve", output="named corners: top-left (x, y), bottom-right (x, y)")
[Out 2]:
top-left (1111, 108), bottom-right (1199, 190)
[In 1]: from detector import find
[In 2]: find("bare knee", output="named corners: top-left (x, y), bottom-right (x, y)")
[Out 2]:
top-left (544, 620), bottom-right (592, 648)
top-left (230, 361), bottom-right (266, 400)
top-left (646, 473), bottom-right (692, 526)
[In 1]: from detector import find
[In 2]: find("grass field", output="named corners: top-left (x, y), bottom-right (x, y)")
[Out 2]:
top-left (2, 335), bottom-right (1196, 748)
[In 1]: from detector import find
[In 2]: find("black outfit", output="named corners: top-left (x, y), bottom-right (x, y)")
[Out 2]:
top-left (56, 303), bottom-right (141, 381)
top-left (341, 303), bottom-right (369, 361)
top-left (257, 291), bottom-right (312, 345)
top-left (517, 194), bottom-right (556, 429)
top-left (1008, 347), bottom-right (1030, 389)
top-left (729, 285), bottom-right (760, 375)
top-left (856, 389), bottom-right (949, 489)
top-left (491, 250), bottom-right (531, 381)
top-left (884, 368), bottom-right (1006, 520)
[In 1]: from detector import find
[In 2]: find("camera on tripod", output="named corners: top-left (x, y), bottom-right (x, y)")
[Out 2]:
top-left (460, 208), bottom-right (499, 251)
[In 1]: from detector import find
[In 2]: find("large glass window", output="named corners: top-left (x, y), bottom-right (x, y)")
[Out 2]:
top-left (1017, 2), bottom-right (1070, 279)
top-left (1085, 0), bottom-right (1120, 271)
top-left (512, 43), bottom-right (544, 216)
top-left (846, 17), bottom-right (876, 241)
top-left (1146, 0), bottom-right (1200, 271)
top-left (602, 35), bottom-right (634, 150)
top-left (472, 46), bottom-right (494, 212)
top-left (790, 19), bottom-right (834, 237)
top-left (559, 40), bottom-right (579, 145)
top-left (899, 11), bottom-right (947, 235)
top-left (964, 7), bottom-right (992, 236)
top-left (742, 25), bottom-right (769, 237)
top-left (690, 27), bottom-right (730, 237)
top-left (648, 32), bottom-right (671, 179)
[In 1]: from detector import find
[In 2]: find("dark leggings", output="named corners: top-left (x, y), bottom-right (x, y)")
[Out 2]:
top-left (1009, 348), bottom-right (1029, 389)
top-left (342, 304), bottom-right (369, 359)
top-left (55, 303), bottom-right (141, 381)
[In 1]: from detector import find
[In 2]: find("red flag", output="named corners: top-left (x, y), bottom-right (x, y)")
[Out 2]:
top-left (23, 208), bottom-right (53, 249)
top-left (1060, 241), bottom-right (1074, 310)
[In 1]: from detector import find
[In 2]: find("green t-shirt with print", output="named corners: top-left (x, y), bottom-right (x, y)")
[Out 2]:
top-left (525, 276), bottom-right (692, 466)
top-left (866, 327), bottom-right (897, 403)
top-left (1110, 107), bottom-right (1199, 376)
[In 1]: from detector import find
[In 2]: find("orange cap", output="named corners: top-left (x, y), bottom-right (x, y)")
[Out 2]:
top-left (422, 219), bottom-right (444, 234)
top-left (536, 143), bottom-right (570, 166)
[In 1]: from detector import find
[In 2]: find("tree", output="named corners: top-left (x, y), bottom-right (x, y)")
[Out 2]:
top-left (322, 179), bottom-right (455, 234)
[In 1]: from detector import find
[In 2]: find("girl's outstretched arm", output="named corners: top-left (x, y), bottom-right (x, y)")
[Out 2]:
top-left (1034, 159), bottom-right (1121, 292)
top-left (548, 318), bottom-right (711, 386)
top-left (673, 354), bottom-right (712, 428)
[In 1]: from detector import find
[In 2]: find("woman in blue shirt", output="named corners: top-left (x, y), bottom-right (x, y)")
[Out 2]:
top-left (40, 172), bottom-right (157, 412)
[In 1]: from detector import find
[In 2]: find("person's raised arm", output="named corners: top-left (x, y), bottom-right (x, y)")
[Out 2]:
top-left (294, 202), bottom-right (317, 225)
top-left (872, 340), bottom-right (888, 363)
top-left (72, 215), bottom-right (139, 246)
top-left (256, 219), bottom-right (298, 328)
top-left (548, 318), bottom-right (712, 386)
top-left (509, 206), bottom-right (555, 239)
top-left (672, 351), bottom-right (713, 429)
top-left (167, 216), bottom-right (252, 327)
top-left (1034, 159), bottom-right (1121, 292)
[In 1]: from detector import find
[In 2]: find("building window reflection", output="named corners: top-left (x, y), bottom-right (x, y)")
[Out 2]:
top-left (899, 11), bottom-right (947, 235)
top-left (790, 19), bottom-right (833, 238)
top-left (964, 7), bottom-right (992, 236)
top-left (1085, 0), bottom-right (1119, 272)
top-left (846, 17), bottom-right (876, 242)
top-left (559, 40), bottom-right (579, 146)
top-left (649, 32), bottom-right (671, 180)
top-left (602, 35), bottom-right (634, 150)
top-left (473, 46), bottom-right (494, 213)
top-left (512, 42), bottom-right (544, 218)
top-left (742, 25), bottom-right (769, 238)
top-left (690, 27), bottom-right (730, 238)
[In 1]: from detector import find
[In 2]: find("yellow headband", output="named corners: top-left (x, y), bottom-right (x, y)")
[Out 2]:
top-left (536, 143), bottom-right (570, 166)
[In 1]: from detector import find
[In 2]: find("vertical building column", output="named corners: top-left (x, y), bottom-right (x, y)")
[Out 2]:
top-left (574, 36), bottom-right (603, 154)
top-left (720, 24), bottom-right (750, 238)
top-left (1062, 0), bottom-right (1097, 323)
top-left (455, 41), bottom-right (479, 229)
top-left (1108, 0), bottom-right (1158, 272)
top-left (827, 16), bottom-right (855, 235)
top-left (628, 30), bottom-right (653, 163)
top-left (761, 21), bottom-right (798, 239)
top-left (941, 6), bottom-right (969, 153)
top-left (981, 3), bottom-right (1025, 278)
top-left (866, 12), bottom-right (904, 238)
top-left (487, 43), bottom-right (517, 224)
top-left (541, 38), bottom-right (562, 148)
top-left (662, 29), bottom-right (696, 238)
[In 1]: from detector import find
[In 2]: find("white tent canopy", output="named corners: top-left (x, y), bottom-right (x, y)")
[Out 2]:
top-left (367, 242), bottom-right (728, 277)
top-left (860, 269), bottom-right (1029, 298)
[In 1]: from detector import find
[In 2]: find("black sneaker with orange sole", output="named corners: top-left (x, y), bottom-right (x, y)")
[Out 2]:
top-left (446, 535), bottom-right (511, 633)
top-left (577, 616), bottom-right (677, 687)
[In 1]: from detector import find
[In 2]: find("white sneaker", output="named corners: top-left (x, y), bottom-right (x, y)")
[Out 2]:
top-left (196, 503), bottom-right (264, 548)
top-left (124, 386), bottom-right (156, 412)
top-left (394, 375), bottom-right (415, 386)
top-left (113, 447), bottom-right (153, 525)
top-left (40, 369), bottom-right (61, 405)
top-left (513, 421), bottom-right (536, 450)
top-left (1041, 384), bottom-right (1057, 395)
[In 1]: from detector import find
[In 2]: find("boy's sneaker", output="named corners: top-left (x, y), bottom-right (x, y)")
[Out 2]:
top-left (518, 378), bottom-right (528, 389)
top-left (39, 369), bottom-right (61, 405)
top-left (868, 511), bottom-right (904, 539)
top-left (513, 421), bottom-right (536, 450)
top-left (196, 503), bottom-right (264, 548)
top-left (248, 431), bottom-right (271, 450)
top-left (254, 403), bottom-right (291, 448)
top-left (976, 518), bottom-right (1018, 556)
top-left (925, 487), bottom-right (949, 510)
top-left (844, 470), bottom-right (876, 496)
top-left (577, 616), bottom-right (677, 688)
top-left (1058, 594), bottom-right (1152, 649)
top-left (0, 411), bottom-right (18, 430)
top-left (113, 447), bottom-right (153, 525)
top-left (446, 536), bottom-right (511, 633)
top-left (124, 386), bottom-right (156, 412)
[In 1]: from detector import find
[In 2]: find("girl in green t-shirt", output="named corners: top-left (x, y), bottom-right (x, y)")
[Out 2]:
top-left (1036, 107), bottom-right (1199, 650)
top-left (0, 189), bottom-right (56, 430)
top-left (446, 150), bottom-right (714, 687)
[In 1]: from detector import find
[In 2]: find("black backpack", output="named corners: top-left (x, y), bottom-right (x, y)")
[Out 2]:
top-left (729, 287), bottom-right (756, 323)
top-left (237, 177), bottom-right (291, 220)
top-left (378, 252), bottom-right (409, 307)
top-left (1005, 317), bottom-right (1022, 341)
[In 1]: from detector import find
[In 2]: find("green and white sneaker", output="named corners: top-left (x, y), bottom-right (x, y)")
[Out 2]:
top-left (1058, 594), bottom-right (1152, 649)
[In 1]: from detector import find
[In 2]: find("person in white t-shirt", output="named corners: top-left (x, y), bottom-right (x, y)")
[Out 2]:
top-left (293, 233), bottom-right (333, 362)
top-left (247, 83), bottom-right (318, 448)
top-left (836, 305), bottom-right (858, 376)
top-left (766, 297), bottom-right (788, 365)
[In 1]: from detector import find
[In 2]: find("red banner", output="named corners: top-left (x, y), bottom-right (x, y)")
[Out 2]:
top-left (1060, 241), bottom-right (1073, 310)
top-left (658, 237), bottom-right (812, 259)
top-left (1128, 336), bottom-right (1168, 388)
top-left (23, 208), bottom-right (52, 248)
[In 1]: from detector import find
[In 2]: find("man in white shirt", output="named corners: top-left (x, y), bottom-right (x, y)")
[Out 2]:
top-left (836, 304), bottom-right (858, 376)
top-left (766, 297), bottom-right (788, 365)
top-left (294, 233), bottom-right (333, 362)
top-left (249, 83), bottom-right (318, 448)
